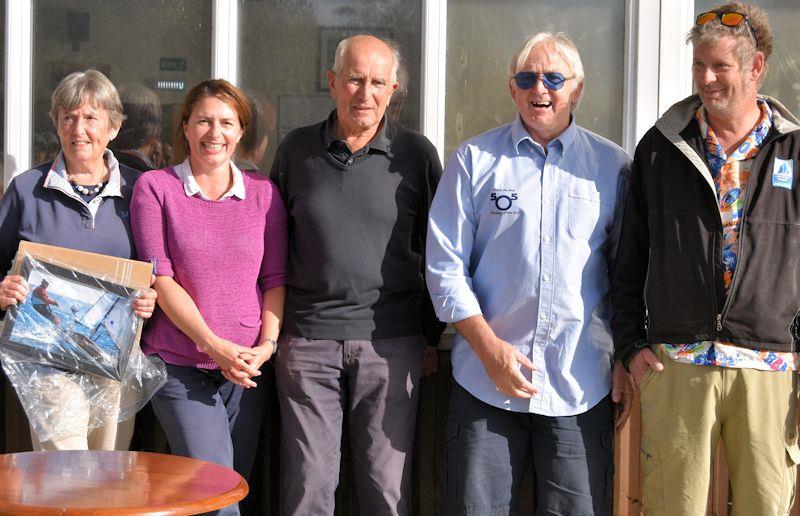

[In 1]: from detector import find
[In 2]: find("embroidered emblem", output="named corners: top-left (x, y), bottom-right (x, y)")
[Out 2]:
top-left (490, 191), bottom-right (518, 212)
top-left (772, 158), bottom-right (794, 189)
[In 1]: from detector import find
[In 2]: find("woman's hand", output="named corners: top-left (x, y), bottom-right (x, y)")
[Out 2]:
top-left (223, 342), bottom-right (275, 388)
top-left (240, 341), bottom-right (276, 371)
top-left (132, 288), bottom-right (157, 319)
top-left (0, 275), bottom-right (29, 311)
top-left (204, 336), bottom-right (261, 387)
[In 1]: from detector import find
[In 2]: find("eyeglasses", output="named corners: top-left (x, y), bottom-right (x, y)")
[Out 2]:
top-left (512, 71), bottom-right (573, 91)
top-left (695, 10), bottom-right (759, 49)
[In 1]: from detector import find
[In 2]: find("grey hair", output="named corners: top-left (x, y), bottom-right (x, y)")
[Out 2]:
top-left (332, 34), bottom-right (401, 84)
top-left (50, 70), bottom-right (125, 128)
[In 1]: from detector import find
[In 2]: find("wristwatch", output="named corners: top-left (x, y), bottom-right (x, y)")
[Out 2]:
top-left (262, 337), bottom-right (278, 353)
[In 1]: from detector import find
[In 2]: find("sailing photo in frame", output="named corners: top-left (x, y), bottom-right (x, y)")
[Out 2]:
top-left (0, 254), bottom-right (139, 381)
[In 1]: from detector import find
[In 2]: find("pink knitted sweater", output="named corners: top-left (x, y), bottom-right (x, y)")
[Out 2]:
top-left (130, 167), bottom-right (287, 369)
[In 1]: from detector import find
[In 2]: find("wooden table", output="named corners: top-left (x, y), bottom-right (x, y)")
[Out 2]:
top-left (0, 450), bottom-right (248, 515)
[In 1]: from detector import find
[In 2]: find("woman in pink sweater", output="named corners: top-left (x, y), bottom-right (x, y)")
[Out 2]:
top-left (130, 80), bottom-right (286, 516)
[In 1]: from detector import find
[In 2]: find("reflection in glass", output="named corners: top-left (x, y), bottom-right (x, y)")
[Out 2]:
top-left (32, 0), bottom-right (212, 169)
top-left (695, 0), bottom-right (800, 116)
top-left (238, 0), bottom-right (422, 173)
top-left (445, 0), bottom-right (625, 156)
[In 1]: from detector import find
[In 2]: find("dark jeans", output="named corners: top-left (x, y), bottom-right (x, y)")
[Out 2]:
top-left (444, 382), bottom-right (613, 516)
top-left (275, 334), bottom-right (425, 516)
top-left (151, 363), bottom-right (257, 516)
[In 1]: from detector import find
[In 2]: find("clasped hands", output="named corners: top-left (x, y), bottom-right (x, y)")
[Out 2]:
top-left (204, 335), bottom-right (275, 388)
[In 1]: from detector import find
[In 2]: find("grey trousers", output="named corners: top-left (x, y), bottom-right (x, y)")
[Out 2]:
top-left (275, 334), bottom-right (425, 516)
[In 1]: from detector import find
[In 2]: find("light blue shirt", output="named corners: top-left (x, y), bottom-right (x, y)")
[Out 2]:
top-left (426, 115), bottom-right (630, 416)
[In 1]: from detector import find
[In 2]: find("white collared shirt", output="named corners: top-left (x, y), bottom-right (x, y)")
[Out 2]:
top-left (43, 149), bottom-right (123, 219)
top-left (172, 158), bottom-right (246, 200)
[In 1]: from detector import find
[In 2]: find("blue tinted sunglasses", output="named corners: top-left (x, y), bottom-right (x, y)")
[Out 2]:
top-left (512, 71), bottom-right (573, 91)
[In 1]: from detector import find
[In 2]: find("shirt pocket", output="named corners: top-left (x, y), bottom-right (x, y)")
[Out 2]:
top-left (238, 316), bottom-right (262, 328)
top-left (568, 189), bottom-right (604, 240)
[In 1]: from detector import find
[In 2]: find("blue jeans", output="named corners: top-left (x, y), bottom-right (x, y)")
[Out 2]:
top-left (444, 381), bottom-right (613, 516)
top-left (151, 363), bottom-right (253, 516)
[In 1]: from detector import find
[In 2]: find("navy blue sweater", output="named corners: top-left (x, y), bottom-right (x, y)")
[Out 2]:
top-left (0, 161), bottom-right (141, 283)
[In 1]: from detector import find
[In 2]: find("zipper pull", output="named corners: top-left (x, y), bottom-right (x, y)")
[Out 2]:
top-left (716, 314), bottom-right (723, 332)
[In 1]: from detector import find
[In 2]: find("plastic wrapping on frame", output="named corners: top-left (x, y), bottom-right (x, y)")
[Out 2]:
top-left (0, 252), bottom-right (166, 444)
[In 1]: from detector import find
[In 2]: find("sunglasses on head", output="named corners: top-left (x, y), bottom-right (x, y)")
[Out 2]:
top-left (695, 10), bottom-right (759, 49)
top-left (512, 71), bottom-right (573, 91)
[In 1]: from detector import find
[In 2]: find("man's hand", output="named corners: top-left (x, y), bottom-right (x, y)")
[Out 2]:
top-left (421, 344), bottom-right (438, 377)
top-left (628, 347), bottom-right (663, 387)
top-left (611, 360), bottom-right (634, 428)
top-left (454, 315), bottom-right (537, 399)
top-left (477, 336), bottom-right (537, 398)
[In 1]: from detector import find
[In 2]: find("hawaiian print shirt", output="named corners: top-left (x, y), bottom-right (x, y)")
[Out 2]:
top-left (662, 99), bottom-right (798, 372)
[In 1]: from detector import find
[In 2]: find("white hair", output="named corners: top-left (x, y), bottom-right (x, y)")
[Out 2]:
top-left (508, 32), bottom-right (585, 89)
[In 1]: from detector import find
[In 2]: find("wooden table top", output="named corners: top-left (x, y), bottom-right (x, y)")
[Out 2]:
top-left (0, 450), bottom-right (248, 515)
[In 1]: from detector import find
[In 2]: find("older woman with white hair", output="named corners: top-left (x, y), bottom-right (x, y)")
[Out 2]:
top-left (0, 69), bottom-right (157, 451)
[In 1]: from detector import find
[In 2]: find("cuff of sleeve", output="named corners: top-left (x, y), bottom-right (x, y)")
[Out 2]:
top-left (259, 278), bottom-right (286, 292)
top-left (616, 339), bottom-right (650, 370)
top-left (148, 257), bottom-right (174, 277)
top-left (429, 293), bottom-right (482, 324)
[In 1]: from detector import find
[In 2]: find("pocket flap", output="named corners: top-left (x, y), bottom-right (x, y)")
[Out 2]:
top-left (238, 316), bottom-right (262, 328)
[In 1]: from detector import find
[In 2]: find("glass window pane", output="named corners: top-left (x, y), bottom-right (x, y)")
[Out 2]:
top-left (694, 0), bottom-right (800, 115)
top-left (445, 0), bottom-right (626, 156)
top-left (238, 0), bottom-right (422, 173)
top-left (32, 0), bottom-right (212, 170)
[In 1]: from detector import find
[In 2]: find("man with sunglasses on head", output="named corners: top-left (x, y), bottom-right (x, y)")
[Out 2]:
top-left (426, 32), bottom-right (630, 515)
top-left (612, 3), bottom-right (800, 514)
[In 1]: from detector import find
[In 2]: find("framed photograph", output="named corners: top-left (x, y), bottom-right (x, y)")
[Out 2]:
top-left (0, 255), bottom-right (139, 381)
top-left (317, 27), bottom-right (394, 91)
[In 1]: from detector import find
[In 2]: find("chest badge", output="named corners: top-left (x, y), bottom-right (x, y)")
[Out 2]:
top-left (771, 158), bottom-right (794, 190)
top-left (490, 190), bottom-right (519, 212)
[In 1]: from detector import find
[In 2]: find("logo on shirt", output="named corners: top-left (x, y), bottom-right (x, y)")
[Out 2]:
top-left (490, 190), bottom-right (519, 213)
top-left (772, 158), bottom-right (794, 190)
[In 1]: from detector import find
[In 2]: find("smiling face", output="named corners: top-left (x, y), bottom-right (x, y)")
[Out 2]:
top-left (693, 35), bottom-right (762, 120)
top-left (510, 44), bottom-right (582, 147)
top-left (56, 100), bottom-right (119, 172)
top-left (327, 36), bottom-right (398, 137)
top-left (182, 95), bottom-right (244, 173)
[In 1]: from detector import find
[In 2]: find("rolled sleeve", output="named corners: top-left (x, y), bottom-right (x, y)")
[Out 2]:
top-left (130, 172), bottom-right (174, 277)
top-left (425, 148), bottom-right (483, 324)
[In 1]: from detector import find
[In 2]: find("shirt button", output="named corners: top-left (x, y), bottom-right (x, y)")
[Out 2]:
top-left (347, 158), bottom-right (354, 165)
top-left (539, 313), bottom-right (548, 320)
top-left (542, 274), bottom-right (550, 282)
top-left (543, 235), bottom-right (551, 243)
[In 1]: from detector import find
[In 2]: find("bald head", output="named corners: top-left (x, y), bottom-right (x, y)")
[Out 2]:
top-left (327, 34), bottom-right (400, 138)
top-left (332, 35), bottom-right (401, 84)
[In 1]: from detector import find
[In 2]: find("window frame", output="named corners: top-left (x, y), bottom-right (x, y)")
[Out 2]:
top-left (3, 0), bottom-right (696, 187)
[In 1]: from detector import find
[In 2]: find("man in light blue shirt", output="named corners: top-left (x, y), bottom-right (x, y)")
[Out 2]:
top-left (426, 32), bottom-right (630, 515)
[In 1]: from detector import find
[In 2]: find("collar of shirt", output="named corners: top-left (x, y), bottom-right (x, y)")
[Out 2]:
top-left (44, 148), bottom-right (124, 200)
top-left (323, 109), bottom-right (391, 158)
top-left (173, 158), bottom-right (246, 200)
top-left (696, 98), bottom-right (772, 175)
top-left (511, 113), bottom-right (577, 157)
